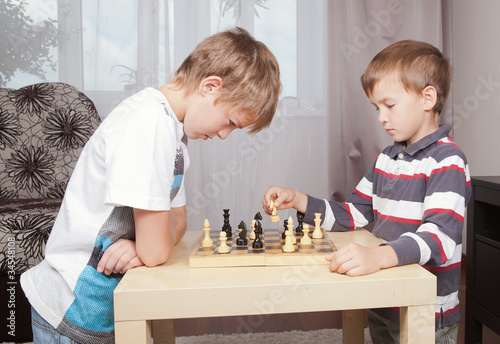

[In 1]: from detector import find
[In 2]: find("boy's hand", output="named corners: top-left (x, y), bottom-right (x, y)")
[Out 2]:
top-left (97, 239), bottom-right (144, 275)
top-left (262, 186), bottom-right (308, 214)
top-left (325, 244), bottom-right (398, 277)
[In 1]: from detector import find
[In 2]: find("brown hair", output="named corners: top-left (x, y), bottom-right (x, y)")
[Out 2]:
top-left (361, 40), bottom-right (451, 114)
top-left (171, 27), bottom-right (281, 133)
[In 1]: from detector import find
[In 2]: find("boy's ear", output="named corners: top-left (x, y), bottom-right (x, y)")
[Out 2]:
top-left (199, 76), bottom-right (223, 96)
top-left (422, 85), bottom-right (437, 111)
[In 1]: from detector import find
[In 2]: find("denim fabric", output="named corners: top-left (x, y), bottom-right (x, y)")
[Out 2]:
top-left (31, 307), bottom-right (80, 344)
top-left (367, 309), bottom-right (458, 344)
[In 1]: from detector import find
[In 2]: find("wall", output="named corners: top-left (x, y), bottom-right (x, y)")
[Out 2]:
top-left (452, 0), bottom-right (500, 253)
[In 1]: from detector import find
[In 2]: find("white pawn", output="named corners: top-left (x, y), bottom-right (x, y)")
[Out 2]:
top-left (250, 219), bottom-right (256, 240)
top-left (217, 231), bottom-right (230, 254)
top-left (283, 229), bottom-right (295, 253)
top-left (287, 216), bottom-right (296, 244)
top-left (201, 219), bottom-right (214, 248)
top-left (301, 224), bottom-right (312, 245)
top-left (313, 213), bottom-right (323, 239)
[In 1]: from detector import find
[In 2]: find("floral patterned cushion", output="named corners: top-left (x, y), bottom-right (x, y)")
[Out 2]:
top-left (0, 82), bottom-right (101, 199)
top-left (0, 82), bottom-right (101, 273)
top-left (0, 198), bottom-right (62, 273)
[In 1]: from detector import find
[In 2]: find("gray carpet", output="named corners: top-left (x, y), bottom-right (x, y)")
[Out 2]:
top-left (3, 328), bottom-right (373, 344)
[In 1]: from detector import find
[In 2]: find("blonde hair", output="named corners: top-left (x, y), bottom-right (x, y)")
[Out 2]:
top-left (361, 40), bottom-right (451, 114)
top-left (171, 27), bottom-right (281, 133)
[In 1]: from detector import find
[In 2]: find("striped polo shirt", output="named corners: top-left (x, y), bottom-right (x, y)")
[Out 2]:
top-left (305, 124), bottom-right (471, 328)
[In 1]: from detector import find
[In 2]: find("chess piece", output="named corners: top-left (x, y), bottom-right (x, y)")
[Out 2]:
top-left (222, 209), bottom-right (232, 238)
top-left (301, 224), bottom-right (312, 245)
top-left (252, 220), bottom-right (264, 249)
top-left (283, 228), bottom-right (295, 253)
top-left (282, 218), bottom-right (288, 239)
top-left (201, 219), bottom-right (214, 248)
top-left (250, 219), bottom-right (256, 240)
top-left (270, 200), bottom-right (280, 223)
top-left (296, 211), bottom-right (304, 234)
top-left (254, 212), bottom-right (263, 235)
top-left (287, 216), bottom-right (296, 244)
top-left (236, 221), bottom-right (248, 246)
top-left (217, 231), bottom-right (230, 254)
top-left (313, 213), bottom-right (323, 239)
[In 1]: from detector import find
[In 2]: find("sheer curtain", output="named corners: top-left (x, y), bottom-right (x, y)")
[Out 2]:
top-left (327, 0), bottom-right (452, 201)
top-left (2, 0), bottom-right (451, 231)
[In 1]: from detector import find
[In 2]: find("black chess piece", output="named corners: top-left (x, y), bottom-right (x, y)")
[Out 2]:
top-left (222, 209), bottom-right (232, 238)
top-left (296, 211), bottom-right (304, 234)
top-left (254, 212), bottom-right (263, 235)
top-left (282, 219), bottom-right (288, 239)
top-left (236, 221), bottom-right (248, 246)
top-left (252, 219), bottom-right (264, 249)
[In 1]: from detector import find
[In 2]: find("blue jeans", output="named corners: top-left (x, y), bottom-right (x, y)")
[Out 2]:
top-left (31, 307), bottom-right (80, 344)
top-left (367, 310), bottom-right (458, 344)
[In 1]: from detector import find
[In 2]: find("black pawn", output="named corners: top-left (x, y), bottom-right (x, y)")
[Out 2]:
top-left (296, 211), bottom-right (304, 234)
top-left (222, 209), bottom-right (232, 238)
top-left (236, 221), bottom-right (248, 246)
top-left (282, 219), bottom-right (288, 239)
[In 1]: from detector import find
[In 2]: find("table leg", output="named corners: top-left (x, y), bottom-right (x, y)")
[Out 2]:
top-left (115, 320), bottom-right (152, 344)
top-left (400, 305), bottom-right (434, 343)
top-left (153, 319), bottom-right (175, 344)
top-left (342, 309), bottom-right (365, 344)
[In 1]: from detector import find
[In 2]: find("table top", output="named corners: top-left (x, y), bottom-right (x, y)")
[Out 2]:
top-left (114, 229), bottom-right (436, 322)
top-left (471, 175), bottom-right (500, 189)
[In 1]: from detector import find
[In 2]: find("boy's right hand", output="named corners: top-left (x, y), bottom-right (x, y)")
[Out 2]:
top-left (97, 239), bottom-right (144, 275)
top-left (262, 186), bottom-right (308, 214)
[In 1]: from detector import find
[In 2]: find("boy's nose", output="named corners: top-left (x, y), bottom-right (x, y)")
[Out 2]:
top-left (217, 127), bottom-right (235, 140)
top-left (378, 110), bottom-right (388, 124)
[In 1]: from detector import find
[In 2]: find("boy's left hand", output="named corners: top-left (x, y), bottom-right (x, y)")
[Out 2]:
top-left (325, 243), bottom-right (398, 277)
top-left (97, 238), bottom-right (144, 275)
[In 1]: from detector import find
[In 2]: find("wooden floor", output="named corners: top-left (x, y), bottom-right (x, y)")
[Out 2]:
top-left (174, 261), bottom-right (500, 343)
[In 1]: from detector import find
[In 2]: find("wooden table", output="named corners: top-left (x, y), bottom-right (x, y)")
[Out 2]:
top-left (114, 229), bottom-right (436, 344)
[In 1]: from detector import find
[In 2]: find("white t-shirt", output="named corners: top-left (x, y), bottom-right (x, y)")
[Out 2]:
top-left (21, 88), bottom-right (189, 344)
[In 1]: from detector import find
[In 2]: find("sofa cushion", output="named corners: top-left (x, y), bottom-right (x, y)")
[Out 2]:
top-left (0, 198), bottom-right (62, 274)
top-left (0, 82), bottom-right (100, 199)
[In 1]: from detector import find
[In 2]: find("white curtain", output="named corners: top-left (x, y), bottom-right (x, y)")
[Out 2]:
top-left (1, 0), bottom-right (451, 232)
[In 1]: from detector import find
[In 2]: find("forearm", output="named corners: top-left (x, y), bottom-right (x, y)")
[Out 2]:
top-left (134, 208), bottom-right (176, 267)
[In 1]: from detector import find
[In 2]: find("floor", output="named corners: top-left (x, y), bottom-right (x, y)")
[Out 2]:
top-left (174, 261), bottom-right (500, 343)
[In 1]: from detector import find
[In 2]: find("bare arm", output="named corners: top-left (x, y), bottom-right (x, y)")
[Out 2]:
top-left (134, 206), bottom-right (187, 267)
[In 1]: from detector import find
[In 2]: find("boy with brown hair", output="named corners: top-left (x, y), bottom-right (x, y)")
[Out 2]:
top-left (263, 40), bottom-right (470, 343)
top-left (22, 27), bottom-right (281, 344)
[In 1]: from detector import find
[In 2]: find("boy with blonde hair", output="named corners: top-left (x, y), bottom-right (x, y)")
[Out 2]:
top-left (263, 40), bottom-right (470, 343)
top-left (22, 27), bottom-right (281, 344)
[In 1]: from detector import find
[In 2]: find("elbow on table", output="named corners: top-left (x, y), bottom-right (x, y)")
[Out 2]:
top-left (139, 248), bottom-right (172, 267)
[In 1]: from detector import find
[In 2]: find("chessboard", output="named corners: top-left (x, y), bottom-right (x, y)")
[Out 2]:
top-left (189, 227), bottom-right (337, 268)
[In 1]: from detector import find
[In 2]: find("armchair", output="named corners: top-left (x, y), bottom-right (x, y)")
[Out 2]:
top-left (0, 82), bottom-right (101, 342)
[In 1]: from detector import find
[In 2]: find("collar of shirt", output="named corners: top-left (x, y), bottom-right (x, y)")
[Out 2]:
top-left (388, 124), bottom-right (452, 159)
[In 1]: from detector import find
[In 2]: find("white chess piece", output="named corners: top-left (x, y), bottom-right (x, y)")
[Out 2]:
top-left (313, 213), bottom-right (323, 239)
top-left (301, 223), bottom-right (312, 245)
top-left (270, 200), bottom-right (280, 223)
top-left (201, 219), bottom-right (214, 248)
top-left (217, 231), bottom-right (230, 254)
top-left (287, 216), bottom-right (296, 244)
top-left (250, 219), bottom-right (256, 240)
top-left (283, 228), bottom-right (295, 253)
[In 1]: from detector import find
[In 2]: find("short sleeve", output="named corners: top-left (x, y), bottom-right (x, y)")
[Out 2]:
top-left (102, 98), bottom-right (177, 211)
